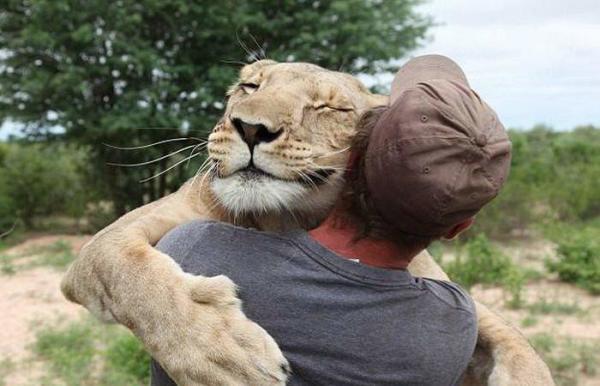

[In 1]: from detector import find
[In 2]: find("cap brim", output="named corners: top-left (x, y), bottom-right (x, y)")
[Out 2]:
top-left (391, 55), bottom-right (470, 104)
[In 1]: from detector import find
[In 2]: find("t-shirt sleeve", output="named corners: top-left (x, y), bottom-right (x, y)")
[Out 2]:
top-left (420, 279), bottom-right (478, 385)
top-left (421, 278), bottom-right (476, 314)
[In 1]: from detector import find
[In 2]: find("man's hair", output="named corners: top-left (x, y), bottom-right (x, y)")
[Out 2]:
top-left (339, 106), bottom-right (437, 250)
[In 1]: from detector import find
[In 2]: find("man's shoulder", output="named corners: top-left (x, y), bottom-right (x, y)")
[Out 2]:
top-left (156, 220), bottom-right (295, 268)
top-left (159, 219), bottom-right (209, 238)
top-left (156, 220), bottom-right (229, 263)
top-left (418, 278), bottom-right (476, 315)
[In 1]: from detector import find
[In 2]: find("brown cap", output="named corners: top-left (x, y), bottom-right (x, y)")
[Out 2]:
top-left (365, 55), bottom-right (511, 237)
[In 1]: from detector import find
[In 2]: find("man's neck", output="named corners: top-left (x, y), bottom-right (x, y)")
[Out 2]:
top-left (308, 210), bottom-right (419, 270)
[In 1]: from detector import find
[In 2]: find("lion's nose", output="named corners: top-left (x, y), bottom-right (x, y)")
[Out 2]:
top-left (231, 118), bottom-right (283, 149)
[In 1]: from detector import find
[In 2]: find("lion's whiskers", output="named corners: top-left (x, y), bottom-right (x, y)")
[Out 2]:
top-left (186, 142), bottom-right (209, 169)
top-left (236, 31), bottom-right (264, 63)
top-left (312, 165), bottom-right (349, 173)
top-left (139, 151), bottom-right (205, 183)
top-left (292, 170), bottom-right (319, 190)
top-left (247, 32), bottom-right (267, 60)
top-left (184, 158), bottom-right (214, 201)
top-left (104, 137), bottom-right (206, 151)
top-left (190, 157), bottom-right (215, 189)
top-left (306, 171), bottom-right (330, 185)
top-left (311, 146), bottom-right (350, 159)
top-left (104, 135), bottom-right (213, 185)
top-left (199, 163), bottom-right (217, 189)
top-left (107, 145), bottom-right (198, 168)
top-left (197, 159), bottom-right (216, 183)
top-left (220, 59), bottom-right (250, 66)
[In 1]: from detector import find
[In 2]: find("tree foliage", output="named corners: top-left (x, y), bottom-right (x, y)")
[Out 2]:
top-left (0, 0), bottom-right (431, 213)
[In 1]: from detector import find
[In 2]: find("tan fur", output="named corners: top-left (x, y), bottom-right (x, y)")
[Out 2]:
top-left (61, 61), bottom-right (553, 385)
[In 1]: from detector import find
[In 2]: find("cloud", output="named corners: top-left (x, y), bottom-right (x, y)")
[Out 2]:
top-left (405, 0), bottom-right (600, 129)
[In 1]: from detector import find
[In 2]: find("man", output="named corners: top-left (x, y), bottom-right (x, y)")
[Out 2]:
top-left (151, 55), bottom-right (511, 385)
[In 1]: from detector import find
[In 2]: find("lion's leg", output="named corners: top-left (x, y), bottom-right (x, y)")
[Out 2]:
top-left (60, 179), bottom-right (209, 321)
top-left (60, 179), bottom-right (290, 386)
top-left (408, 251), bottom-right (554, 385)
top-left (472, 301), bottom-right (554, 386)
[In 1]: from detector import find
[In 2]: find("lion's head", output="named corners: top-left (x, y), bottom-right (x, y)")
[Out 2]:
top-left (206, 60), bottom-right (388, 226)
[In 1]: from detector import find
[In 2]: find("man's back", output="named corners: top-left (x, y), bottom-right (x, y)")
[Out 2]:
top-left (151, 220), bottom-right (477, 386)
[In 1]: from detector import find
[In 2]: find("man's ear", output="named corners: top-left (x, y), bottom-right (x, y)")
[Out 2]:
top-left (443, 217), bottom-right (475, 240)
top-left (346, 150), bottom-right (361, 172)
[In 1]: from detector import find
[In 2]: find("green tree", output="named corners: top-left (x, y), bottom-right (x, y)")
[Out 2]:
top-left (0, 0), bottom-right (431, 214)
top-left (0, 142), bottom-right (90, 227)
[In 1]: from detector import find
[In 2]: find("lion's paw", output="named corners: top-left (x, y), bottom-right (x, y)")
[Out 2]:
top-left (153, 274), bottom-right (290, 386)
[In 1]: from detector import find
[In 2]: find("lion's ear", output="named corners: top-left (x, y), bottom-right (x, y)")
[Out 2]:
top-left (366, 94), bottom-right (389, 108)
top-left (240, 59), bottom-right (278, 79)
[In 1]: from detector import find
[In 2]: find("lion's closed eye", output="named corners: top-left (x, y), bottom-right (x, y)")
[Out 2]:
top-left (314, 103), bottom-right (354, 112)
top-left (240, 83), bottom-right (259, 94)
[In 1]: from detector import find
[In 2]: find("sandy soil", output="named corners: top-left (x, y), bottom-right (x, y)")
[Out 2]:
top-left (5, 234), bottom-right (90, 257)
top-left (471, 238), bottom-right (600, 386)
top-left (0, 235), bottom-right (90, 385)
top-left (473, 280), bottom-right (600, 340)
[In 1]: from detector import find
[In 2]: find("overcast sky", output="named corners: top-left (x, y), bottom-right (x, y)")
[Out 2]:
top-left (408, 0), bottom-right (600, 130)
top-left (1, 0), bottom-right (599, 139)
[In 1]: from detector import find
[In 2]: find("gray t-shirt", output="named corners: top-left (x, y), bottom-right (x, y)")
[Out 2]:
top-left (151, 220), bottom-right (477, 386)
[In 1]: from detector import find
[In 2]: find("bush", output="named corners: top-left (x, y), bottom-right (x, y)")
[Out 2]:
top-left (0, 142), bottom-right (92, 228)
top-left (34, 319), bottom-right (97, 385)
top-left (34, 239), bottom-right (76, 269)
top-left (546, 225), bottom-right (600, 294)
top-left (443, 234), bottom-right (525, 307)
top-left (103, 333), bottom-right (150, 385)
top-left (33, 317), bottom-right (150, 386)
top-left (530, 334), bottom-right (599, 386)
top-left (0, 144), bottom-right (17, 232)
top-left (469, 126), bottom-right (600, 238)
top-left (83, 201), bottom-right (118, 233)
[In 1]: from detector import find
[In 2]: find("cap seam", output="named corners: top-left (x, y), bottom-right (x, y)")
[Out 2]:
top-left (366, 135), bottom-right (472, 158)
top-left (419, 88), bottom-right (476, 139)
top-left (436, 155), bottom-right (469, 222)
top-left (485, 137), bottom-right (511, 146)
top-left (370, 89), bottom-right (472, 156)
top-left (467, 144), bottom-right (499, 192)
top-left (480, 166), bottom-right (498, 190)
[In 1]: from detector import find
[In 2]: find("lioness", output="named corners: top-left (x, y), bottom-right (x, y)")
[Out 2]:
top-left (61, 60), bottom-right (553, 385)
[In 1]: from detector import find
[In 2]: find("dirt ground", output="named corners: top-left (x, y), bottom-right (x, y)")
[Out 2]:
top-left (0, 234), bottom-right (598, 385)
top-left (0, 235), bottom-right (90, 385)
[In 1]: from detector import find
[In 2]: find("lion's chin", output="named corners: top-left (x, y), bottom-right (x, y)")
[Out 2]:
top-left (210, 172), bottom-right (342, 219)
top-left (210, 173), bottom-right (306, 215)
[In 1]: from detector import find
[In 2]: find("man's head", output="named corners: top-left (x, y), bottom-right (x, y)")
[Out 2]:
top-left (344, 55), bottom-right (511, 248)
